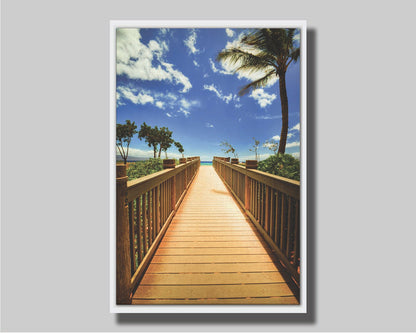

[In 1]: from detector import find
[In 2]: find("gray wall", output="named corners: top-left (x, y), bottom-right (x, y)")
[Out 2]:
top-left (2, 0), bottom-right (416, 331)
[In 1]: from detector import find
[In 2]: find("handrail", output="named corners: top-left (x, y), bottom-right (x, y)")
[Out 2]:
top-left (116, 157), bottom-right (200, 304)
top-left (212, 156), bottom-right (300, 286)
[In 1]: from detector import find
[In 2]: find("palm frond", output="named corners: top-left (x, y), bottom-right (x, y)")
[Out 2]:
top-left (217, 48), bottom-right (273, 74)
top-left (238, 70), bottom-right (276, 96)
top-left (290, 48), bottom-right (300, 62)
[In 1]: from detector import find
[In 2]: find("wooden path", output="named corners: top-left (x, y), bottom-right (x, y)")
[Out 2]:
top-left (132, 166), bottom-right (299, 304)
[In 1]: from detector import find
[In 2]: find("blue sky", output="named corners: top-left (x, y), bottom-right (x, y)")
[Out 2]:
top-left (116, 28), bottom-right (300, 161)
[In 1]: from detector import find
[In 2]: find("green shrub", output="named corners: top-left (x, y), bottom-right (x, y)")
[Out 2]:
top-left (258, 154), bottom-right (300, 181)
top-left (126, 158), bottom-right (163, 180)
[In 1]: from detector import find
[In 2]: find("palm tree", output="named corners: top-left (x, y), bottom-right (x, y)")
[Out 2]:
top-left (217, 28), bottom-right (300, 154)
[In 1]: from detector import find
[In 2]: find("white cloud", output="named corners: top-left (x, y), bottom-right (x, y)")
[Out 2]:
top-left (290, 123), bottom-right (300, 131)
top-left (255, 115), bottom-right (281, 120)
top-left (204, 83), bottom-right (222, 98)
top-left (117, 87), bottom-right (199, 117)
top-left (121, 147), bottom-right (154, 158)
top-left (209, 58), bottom-right (233, 75)
top-left (193, 60), bottom-right (200, 67)
top-left (272, 135), bottom-right (280, 141)
top-left (180, 98), bottom-right (191, 109)
top-left (166, 112), bottom-right (173, 117)
top-left (159, 28), bottom-right (169, 35)
top-left (157, 93), bottom-right (199, 117)
top-left (286, 141), bottom-right (300, 148)
top-left (116, 28), bottom-right (192, 92)
top-left (161, 62), bottom-right (192, 93)
top-left (249, 88), bottom-right (277, 108)
top-left (270, 133), bottom-right (293, 141)
top-left (184, 29), bottom-right (199, 54)
top-left (117, 86), bottom-right (154, 105)
top-left (206, 122), bottom-right (214, 128)
top-left (179, 108), bottom-right (190, 117)
top-left (225, 28), bottom-right (235, 37)
top-left (203, 84), bottom-right (238, 104)
top-left (155, 101), bottom-right (165, 109)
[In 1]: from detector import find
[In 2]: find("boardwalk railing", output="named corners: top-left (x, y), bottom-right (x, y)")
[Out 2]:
top-left (116, 157), bottom-right (200, 304)
top-left (213, 157), bottom-right (300, 286)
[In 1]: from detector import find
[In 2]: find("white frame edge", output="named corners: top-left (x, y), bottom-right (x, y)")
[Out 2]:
top-left (109, 20), bottom-right (307, 314)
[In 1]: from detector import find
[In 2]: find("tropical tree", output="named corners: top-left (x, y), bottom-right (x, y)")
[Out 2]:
top-left (217, 28), bottom-right (300, 154)
top-left (220, 141), bottom-right (238, 158)
top-left (263, 138), bottom-right (279, 155)
top-left (138, 122), bottom-right (160, 158)
top-left (174, 141), bottom-right (185, 158)
top-left (158, 127), bottom-right (174, 158)
top-left (249, 137), bottom-right (260, 161)
top-left (116, 120), bottom-right (137, 164)
top-left (258, 153), bottom-right (300, 181)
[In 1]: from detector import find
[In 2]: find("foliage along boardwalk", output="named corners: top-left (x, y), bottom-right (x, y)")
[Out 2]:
top-left (132, 165), bottom-right (299, 304)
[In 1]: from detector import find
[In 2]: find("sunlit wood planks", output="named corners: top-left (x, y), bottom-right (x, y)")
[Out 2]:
top-left (132, 165), bottom-right (299, 305)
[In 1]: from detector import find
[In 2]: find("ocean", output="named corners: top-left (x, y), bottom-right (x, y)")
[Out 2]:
top-left (200, 161), bottom-right (213, 166)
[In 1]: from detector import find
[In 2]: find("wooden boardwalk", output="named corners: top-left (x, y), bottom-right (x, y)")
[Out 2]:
top-left (132, 165), bottom-right (299, 304)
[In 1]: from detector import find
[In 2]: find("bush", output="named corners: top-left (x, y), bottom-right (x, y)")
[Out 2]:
top-left (126, 158), bottom-right (163, 180)
top-left (258, 153), bottom-right (300, 181)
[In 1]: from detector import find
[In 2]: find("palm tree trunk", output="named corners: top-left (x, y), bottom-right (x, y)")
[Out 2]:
top-left (278, 71), bottom-right (289, 155)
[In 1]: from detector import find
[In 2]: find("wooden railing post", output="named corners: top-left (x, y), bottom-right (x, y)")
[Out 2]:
top-left (246, 160), bottom-right (258, 170)
top-left (163, 159), bottom-right (176, 210)
top-left (116, 165), bottom-right (132, 304)
top-left (244, 174), bottom-right (250, 210)
top-left (179, 158), bottom-right (187, 189)
top-left (244, 160), bottom-right (257, 210)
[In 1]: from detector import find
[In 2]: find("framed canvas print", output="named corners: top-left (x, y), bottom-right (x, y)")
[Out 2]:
top-left (110, 20), bottom-right (307, 313)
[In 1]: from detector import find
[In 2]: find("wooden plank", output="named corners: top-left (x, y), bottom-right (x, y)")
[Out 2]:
top-left (130, 210), bottom-right (176, 290)
top-left (168, 223), bottom-right (252, 227)
top-left (132, 296), bottom-right (298, 305)
top-left (151, 254), bottom-right (272, 264)
top-left (156, 247), bottom-right (268, 255)
top-left (164, 231), bottom-right (256, 237)
top-left (133, 283), bottom-right (293, 299)
top-left (146, 262), bottom-right (278, 273)
top-left (174, 213), bottom-right (244, 216)
top-left (246, 210), bottom-right (300, 284)
top-left (131, 165), bottom-right (299, 304)
top-left (140, 271), bottom-right (285, 285)
top-left (161, 235), bottom-right (260, 242)
top-left (170, 218), bottom-right (249, 221)
top-left (158, 241), bottom-right (267, 248)
top-left (168, 225), bottom-right (252, 230)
